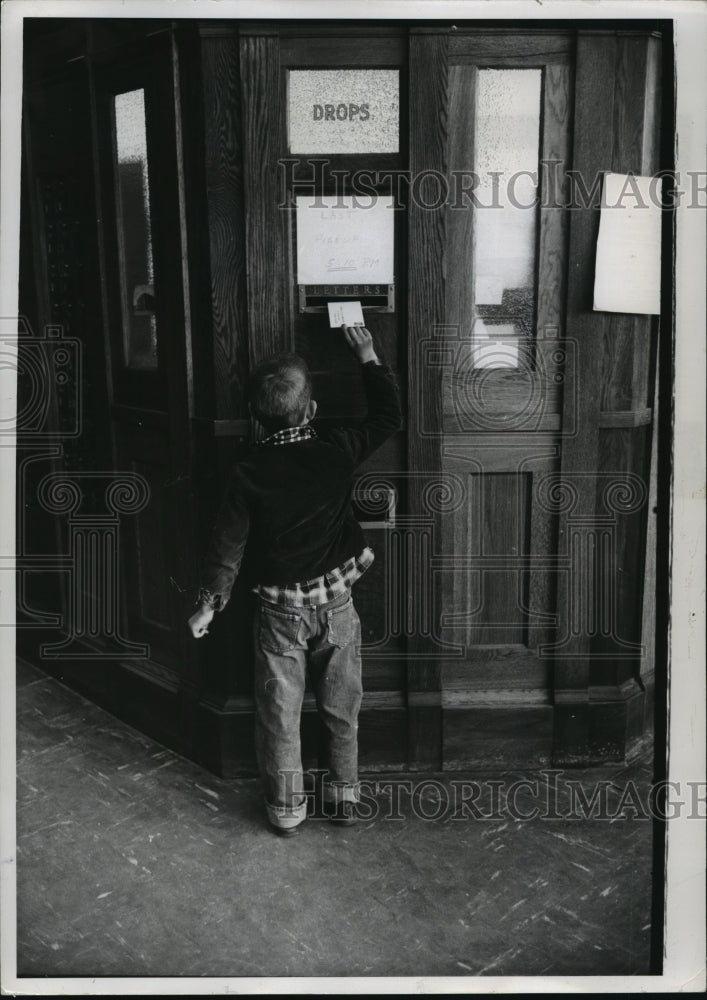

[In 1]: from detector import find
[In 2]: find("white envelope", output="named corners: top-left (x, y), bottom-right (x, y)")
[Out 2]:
top-left (327, 301), bottom-right (365, 328)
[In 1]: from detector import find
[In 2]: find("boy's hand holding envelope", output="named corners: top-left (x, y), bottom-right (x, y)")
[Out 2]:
top-left (327, 300), bottom-right (378, 364)
top-left (341, 322), bottom-right (378, 365)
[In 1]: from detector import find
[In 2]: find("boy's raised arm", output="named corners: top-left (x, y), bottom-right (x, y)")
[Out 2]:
top-left (327, 324), bottom-right (402, 467)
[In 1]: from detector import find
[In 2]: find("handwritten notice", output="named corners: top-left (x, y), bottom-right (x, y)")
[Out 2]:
top-left (594, 173), bottom-right (662, 314)
top-left (327, 301), bottom-right (365, 328)
top-left (296, 195), bottom-right (395, 286)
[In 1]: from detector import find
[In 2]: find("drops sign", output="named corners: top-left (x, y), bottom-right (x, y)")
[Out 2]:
top-left (288, 70), bottom-right (399, 154)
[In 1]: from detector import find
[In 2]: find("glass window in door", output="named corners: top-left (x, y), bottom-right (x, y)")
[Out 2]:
top-left (113, 88), bottom-right (157, 370)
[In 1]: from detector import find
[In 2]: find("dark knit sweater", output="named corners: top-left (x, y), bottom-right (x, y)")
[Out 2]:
top-left (200, 360), bottom-right (402, 607)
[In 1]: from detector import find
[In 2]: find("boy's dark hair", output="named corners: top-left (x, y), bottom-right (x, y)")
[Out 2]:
top-left (249, 353), bottom-right (313, 433)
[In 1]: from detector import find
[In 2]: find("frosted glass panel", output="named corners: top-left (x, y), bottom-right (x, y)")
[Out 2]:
top-left (288, 70), bottom-right (399, 153)
top-left (114, 89), bottom-right (157, 370)
top-left (472, 69), bottom-right (541, 368)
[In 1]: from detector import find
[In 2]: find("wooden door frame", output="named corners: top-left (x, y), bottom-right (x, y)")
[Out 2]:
top-left (407, 26), bottom-right (665, 769)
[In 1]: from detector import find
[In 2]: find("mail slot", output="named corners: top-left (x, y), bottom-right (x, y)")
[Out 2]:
top-left (298, 283), bottom-right (395, 314)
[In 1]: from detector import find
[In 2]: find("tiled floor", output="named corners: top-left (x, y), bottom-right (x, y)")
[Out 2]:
top-left (15, 659), bottom-right (657, 979)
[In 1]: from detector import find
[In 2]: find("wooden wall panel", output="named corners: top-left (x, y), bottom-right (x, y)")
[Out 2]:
top-left (406, 31), bottom-right (449, 769)
top-left (554, 31), bottom-right (662, 763)
top-left (552, 34), bottom-right (617, 762)
top-left (591, 430), bottom-right (651, 688)
top-left (240, 33), bottom-right (287, 363)
top-left (537, 60), bottom-right (572, 343)
top-left (132, 458), bottom-right (172, 629)
top-left (197, 29), bottom-right (250, 419)
top-left (454, 473), bottom-right (530, 647)
top-left (444, 704), bottom-right (554, 770)
top-left (442, 649), bottom-right (550, 693)
top-left (446, 63), bottom-right (476, 334)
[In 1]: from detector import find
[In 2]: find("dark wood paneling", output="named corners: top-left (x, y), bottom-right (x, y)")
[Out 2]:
top-left (598, 409), bottom-right (652, 429)
top-left (408, 32), bottom-right (447, 481)
top-left (240, 34), bottom-right (288, 362)
top-left (446, 63), bottom-right (476, 334)
top-left (554, 31), bottom-right (662, 764)
top-left (195, 703), bottom-right (257, 778)
top-left (295, 311), bottom-right (401, 376)
top-left (467, 474), bottom-right (530, 646)
top-left (198, 30), bottom-right (250, 418)
top-left (612, 35), bottom-right (651, 174)
top-left (640, 349), bottom-right (660, 695)
top-left (449, 33), bottom-right (572, 60)
top-left (115, 423), bottom-right (189, 673)
top-left (536, 59), bottom-right (572, 381)
top-left (132, 457), bottom-right (172, 629)
top-left (588, 680), bottom-right (646, 761)
top-left (591, 427), bottom-right (650, 686)
top-left (443, 704), bottom-right (554, 770)
top-left (490, 478), bottom-right (530, 644)
top-left (443, 647), bottom-right (551, 691)
top-left (527, 468), bottom-right (560, 654)
top-left (444, 438), bottom-right (559, 473)
top-left (353, 706), bottom-right (408, 771)
top-left (357, 528), bottom-right (405, 691)
top-left (195, 697), bottom-right (408, 778)
top-left (552, 34), bottom-right (617, 762)
top-left (279, 34), bottom-right (406, 67)
top-left (406, 31), bottom-right (449, 768)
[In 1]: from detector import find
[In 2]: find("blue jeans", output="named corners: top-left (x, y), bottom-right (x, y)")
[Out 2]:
top-left (253, 590), bottom-right (363, 830)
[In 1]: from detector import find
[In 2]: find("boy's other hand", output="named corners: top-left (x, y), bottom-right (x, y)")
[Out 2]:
top-left (341, 324), bottom-right (378, 365)
top-left (188, 606), bottom-right (214, 638)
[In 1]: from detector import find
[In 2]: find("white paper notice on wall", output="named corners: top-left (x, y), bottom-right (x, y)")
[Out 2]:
top-left (327, 301), bottom-right (364, 328)
top-left (296, 195), bottom-right (395, 286)
top-left (593, 173), bottom-right (662, 314)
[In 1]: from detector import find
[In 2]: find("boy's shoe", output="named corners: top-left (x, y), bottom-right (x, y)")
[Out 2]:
top-left (324, 800), bottom-right (358, 827)
top-left (269, 821), bottom-right (302, 837)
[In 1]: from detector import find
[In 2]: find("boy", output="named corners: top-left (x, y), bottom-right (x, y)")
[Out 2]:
top-left (188, 325), bottom-right (401, 836)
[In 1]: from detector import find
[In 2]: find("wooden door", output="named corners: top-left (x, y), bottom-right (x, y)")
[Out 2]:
top-left (92, 31), bottom-right (196, 741)
top-left (408, 32), bottom-right (573, 767)
top-left (239, 24), bottom-right (661, 773)
top-left (408, 28), bottom-right (662, 769)
top-left (19, 23), bottom-right (199, 757)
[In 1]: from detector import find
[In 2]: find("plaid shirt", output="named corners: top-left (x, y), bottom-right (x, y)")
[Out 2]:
top-left (197, 424), bottom-right (373, 610)
top-left (260, 425), bottom-right (317, 446)
top-left (255, 546), bottom-right (375, 607)
top-left (254, 424), bottom-right (374, 604)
